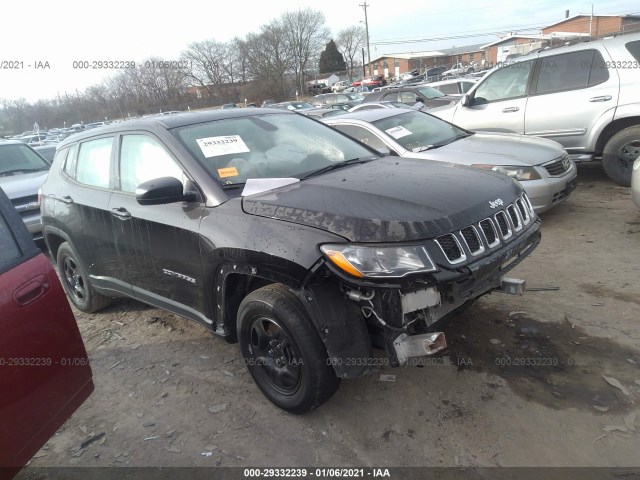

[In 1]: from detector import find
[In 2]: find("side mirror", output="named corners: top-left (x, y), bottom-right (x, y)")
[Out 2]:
top-left (461, 94), bottom-right (471, 107)
top-left (375, 146), bottom-right (391, 156)
top-left (136, 177), bottom-right (197, 206)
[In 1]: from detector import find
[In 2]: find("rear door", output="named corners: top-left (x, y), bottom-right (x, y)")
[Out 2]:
top-left (0, 187), bottom-right (93, 472)
top-left (524, 48), bottom-right (618, 152)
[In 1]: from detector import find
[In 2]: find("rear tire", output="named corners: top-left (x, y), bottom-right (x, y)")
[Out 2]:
top-left (237, 284), bottom-right (339, 413)
top-left (57, 242), bottom-right (112, 313)
top-left (602, 126), bottom-right (640, 187)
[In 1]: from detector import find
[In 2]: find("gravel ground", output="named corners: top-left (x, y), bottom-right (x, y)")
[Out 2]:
top-left (20, 162), bottom-right (640, 472)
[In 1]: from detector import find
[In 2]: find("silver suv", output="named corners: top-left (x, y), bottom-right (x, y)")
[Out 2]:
top-left (431, 32), bottom-right (640, 186)
top-left (0, 141), bottom-right (51, 239)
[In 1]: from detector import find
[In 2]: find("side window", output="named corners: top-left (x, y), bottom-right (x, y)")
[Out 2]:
top-left (535, 50), bottom-right (596, 95)
top-left (333, 125), bottom-right (388, 151)
top-left (76, 138), bottom-right (113, 188)
top-left (588, 50), bottom-right (610, 87)
top-left (382, 92), bottom-right (399, 102)
top-left (436, 83), bottom-right (459, 95)
top-left (63, 145), bottom-right (78, 178)
top-left (474, 60), bottom-right (534, 103)
top-left (119, 135), bottom-right (184, 193)
top-left (0, 213), bottom-right (21, 272)
top-left (52, 147), bottom-right (68, 168)
top-left (399, 91), bottom-right (419, 103)
top-left (460, 81), bottom-right (475, 93)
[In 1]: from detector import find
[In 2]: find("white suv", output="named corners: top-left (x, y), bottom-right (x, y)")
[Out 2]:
top-left (431, 32), bottom-right (640, 186)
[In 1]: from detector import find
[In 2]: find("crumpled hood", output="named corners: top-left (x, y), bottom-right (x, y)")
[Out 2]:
top-left (417, 131), bottom-right (566, 167)
top-left (242, 157), bottom-right (522, 242)
top-left (0, 171), bottom-right (48, 200)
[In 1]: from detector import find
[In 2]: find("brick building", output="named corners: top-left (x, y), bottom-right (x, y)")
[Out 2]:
top-left (542, 14), bottom-right (640, 37)
top-left (361, 13), bottom-right (640, 81)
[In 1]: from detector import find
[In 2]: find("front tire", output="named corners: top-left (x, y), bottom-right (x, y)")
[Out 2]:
top-left (57, 242), bottom-right (112, 313)
top-left (602, 126), bottom-right (640, 187)
top-left (237, 284), bottom-right (339, 413)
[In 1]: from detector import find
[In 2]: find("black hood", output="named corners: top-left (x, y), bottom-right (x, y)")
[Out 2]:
top-left (242, 157), bottom-right (522, 242)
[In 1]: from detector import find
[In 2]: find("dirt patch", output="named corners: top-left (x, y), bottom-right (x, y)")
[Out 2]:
top-left (443, 305), bottom-right (640, 412)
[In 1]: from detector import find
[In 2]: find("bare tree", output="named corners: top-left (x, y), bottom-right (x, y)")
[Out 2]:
top-left (242, 20), bottom-right (293, 100)
top-left (337, 26), bottom-right (366, 79)
top-left (281, 8), bottom-right (330, 93)
top-left (181, 40), bottom-right (232, 98)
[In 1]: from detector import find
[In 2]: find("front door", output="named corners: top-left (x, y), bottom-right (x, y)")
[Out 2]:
top-left (108, 133), bottom-right (209, 325)
top-left (451, 59), bottom-right (535, 134)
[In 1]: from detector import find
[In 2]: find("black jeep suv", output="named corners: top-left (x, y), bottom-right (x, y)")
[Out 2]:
top-left (41, 109), bottom-right (540, 412)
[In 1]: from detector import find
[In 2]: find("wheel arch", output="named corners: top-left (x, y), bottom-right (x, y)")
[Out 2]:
top-left (43, 225), bottom-right (73, 261)
top-left (595, 116), bottom-right (640, 155)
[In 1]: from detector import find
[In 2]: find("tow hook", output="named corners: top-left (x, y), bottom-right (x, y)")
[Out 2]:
top-left (498, 277), bottom-right (526, 295)
top-left (393, 332), bottom-right (447, 365)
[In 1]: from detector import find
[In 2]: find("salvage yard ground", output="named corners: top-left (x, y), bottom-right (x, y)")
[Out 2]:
top-left (21, 163), bottom-right (640, 470)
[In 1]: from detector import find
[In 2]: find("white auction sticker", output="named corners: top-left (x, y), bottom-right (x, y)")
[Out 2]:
top-left (196, 135), bottom-right (250, 158)
top-left (385, 126), bottom-right (412, 139)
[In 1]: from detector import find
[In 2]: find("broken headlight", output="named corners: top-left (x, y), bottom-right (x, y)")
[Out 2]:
top-left (472, 164), bottom-right (541, 181)
top-left (320, 244), bottom-right (437, 278)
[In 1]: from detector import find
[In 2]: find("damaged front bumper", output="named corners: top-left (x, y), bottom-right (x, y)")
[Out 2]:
top-left (304, 219), bottom-right (541, 376)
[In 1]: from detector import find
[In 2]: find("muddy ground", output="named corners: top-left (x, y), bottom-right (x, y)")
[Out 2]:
top-left (22, 163), bottom-right (640, 470)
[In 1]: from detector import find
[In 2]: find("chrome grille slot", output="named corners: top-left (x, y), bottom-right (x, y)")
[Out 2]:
top-left (435, 234), bottom-right (466, 264)
top-left (522, 192), bottom-right (535, 216)
top-left (460, 226), bottom-right (484, 256)
top-left (507, 204), bottom-right (522, 231)
top-left (479, 218), bottom-right (500, 248)
top-left (516, 198), bottom-right (530, 224)
top-left (495, 211), bottom-right (512, 239)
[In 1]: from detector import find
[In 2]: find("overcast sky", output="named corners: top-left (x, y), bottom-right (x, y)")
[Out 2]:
top-left (1, 0), bottom-right (638, 102)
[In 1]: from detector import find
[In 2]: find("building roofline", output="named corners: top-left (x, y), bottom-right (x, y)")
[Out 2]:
top-left (543, 13), bottom-right (640, 30)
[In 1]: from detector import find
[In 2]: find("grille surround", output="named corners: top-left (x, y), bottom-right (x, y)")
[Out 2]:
top-left (507, 205), bottom-right (523, 231)
top-left (494, 211), bottom-right (512, 240)
top-left (460, 226), bottom-right (485, 256)
top-left (435, 234), bottom-right (467, 264)
top-left (479, 218), bottom-right (500, 248)
top-left (515, 198), bottom-right (531, 224)
top-left (432, 193), bottom-right (534, 266)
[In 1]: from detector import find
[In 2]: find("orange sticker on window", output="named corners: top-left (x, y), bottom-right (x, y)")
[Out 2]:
top-left (217, 167), bottom-right (238, 178)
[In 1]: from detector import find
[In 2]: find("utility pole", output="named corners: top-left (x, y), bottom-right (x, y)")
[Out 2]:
top-left (359, 2), bottom-right (371, 76)
top-left (589, 4), bottom-right (594, 36)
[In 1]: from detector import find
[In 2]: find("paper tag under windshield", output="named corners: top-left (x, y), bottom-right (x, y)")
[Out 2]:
top-left (385, 126), bottom-right (412, 139)
top-left (196, 135), bottom-right (250, 158)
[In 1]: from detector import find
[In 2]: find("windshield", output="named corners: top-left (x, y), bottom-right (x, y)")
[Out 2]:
top-left (371, 111), bottom-right (469, 151)
top-left (173, 113), bottom-right (379, 186)
top-left (416, 86), bottom-right (446, 99)
top-left (0, 143), bottom-right (50, 175)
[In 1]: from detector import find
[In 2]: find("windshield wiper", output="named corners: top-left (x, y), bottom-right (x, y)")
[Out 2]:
top-left (412, 133), bottom-right (473, 152)
top-left (221, 182), bottom-right (246, 189)
top-left (0, 167), bottom-right (48, 177)
top-left (301, 157), bottom-right (375, 179)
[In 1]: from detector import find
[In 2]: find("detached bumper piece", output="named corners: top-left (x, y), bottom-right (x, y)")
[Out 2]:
top-left (393, 332), bottom-right (447, 365)
top-left (499, 277), bottom-right (526, 295)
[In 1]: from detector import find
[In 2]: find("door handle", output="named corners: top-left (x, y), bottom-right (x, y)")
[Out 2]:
top-left (14, 275), bottom-right (49, 306)
top-left (502, 107), bottom-right (520, 113)
top-left (111, 207), bottom-right (131, 219)
top-left (589, 95), bottom-right (612, 102)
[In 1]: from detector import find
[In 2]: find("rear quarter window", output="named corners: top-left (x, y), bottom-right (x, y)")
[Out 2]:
top-left (626, 40), bottom-right (640, 62)
top-left (0, 214), bottom-right (21, 273)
